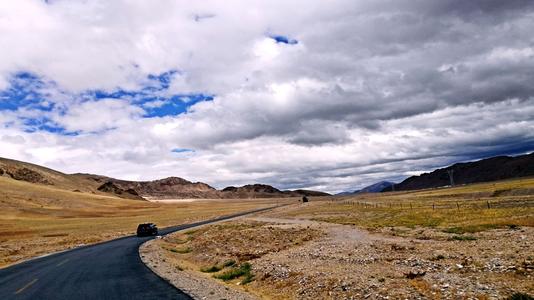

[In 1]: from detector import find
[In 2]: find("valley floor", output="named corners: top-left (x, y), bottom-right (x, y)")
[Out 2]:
top-left (0, 176), bottom-right (287, 268)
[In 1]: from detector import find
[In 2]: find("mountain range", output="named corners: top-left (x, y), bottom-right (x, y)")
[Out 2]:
top-left (336, 181), bottom-right (395, 195)
top-left (2, 152), bottom-right (532, 200)
top-left (383, 152), bottom-right (534, 191)
top-left (0, 157), bottom-right (330, 200)
top-left (336, 152), bottom-right (533, 195)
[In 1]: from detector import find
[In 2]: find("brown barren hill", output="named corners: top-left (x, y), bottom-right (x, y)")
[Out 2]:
top-left (390, 152), bottom-right (534, 191)
top-left (221, 184), bottom-right (330, 198)
top-left (76, 176), bottom-right (330, 200)
top-left (1, 156), bottom-right (329, 200)
top-left (0, 158), bottom-right (112, 195)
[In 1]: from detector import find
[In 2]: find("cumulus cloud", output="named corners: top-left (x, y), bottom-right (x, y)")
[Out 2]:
top-left (66, 101), bottom-right (141, 132)
top-left (1, 0), bottom-right (534, 193)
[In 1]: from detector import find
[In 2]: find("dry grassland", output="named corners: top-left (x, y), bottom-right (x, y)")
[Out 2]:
top-left (0, 176), bottom-right (289, 268)
top-left (283, 177), bottom-right (534, 232)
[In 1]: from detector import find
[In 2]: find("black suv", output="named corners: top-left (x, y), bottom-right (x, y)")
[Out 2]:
top-left (136, 223), bottom-right (158, 237)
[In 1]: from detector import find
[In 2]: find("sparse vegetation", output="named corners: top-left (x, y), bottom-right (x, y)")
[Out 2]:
top-left (221, 259), bottom-right (236, 267)
top-left (169, 247), bottom-right (192, 254)
top-left (449, 235), bottom-right (477, 241)
top-left (443, 224), bottom-right (499, 234)
top-left (200, 265), bottom-right (222, 273)
top-left (508, 224), bottom-right (521, 230)
top-left (431, 254), bottom-right (446, 260)
top-left (152, 219), bottom-right (322, 294)
top-left (200, 260), bottom-right (236, 273)
top-left (214, 262), bottom-right (254, 284)
top-left (284, 178), bottom-right (534, 232)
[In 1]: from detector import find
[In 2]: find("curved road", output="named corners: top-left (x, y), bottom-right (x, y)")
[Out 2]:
top-left (0, 207), bottom-right (275, 300)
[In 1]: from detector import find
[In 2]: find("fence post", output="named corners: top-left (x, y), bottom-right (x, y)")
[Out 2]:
top-left (456, 202), bottom-right (459, 210)
top-left (487, 200), bottom-right (490, 209)
top-left (432, 203), bottom-right (435, 210)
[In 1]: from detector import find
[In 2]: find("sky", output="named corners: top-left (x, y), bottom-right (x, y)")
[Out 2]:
top-left (1, 0), bottom-right (533, 193)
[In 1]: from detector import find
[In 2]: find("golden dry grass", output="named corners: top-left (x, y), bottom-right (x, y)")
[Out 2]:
top-left (279, 177), bottom-right (534, 232)
top-left (0, 176), bottom-right (293, 268)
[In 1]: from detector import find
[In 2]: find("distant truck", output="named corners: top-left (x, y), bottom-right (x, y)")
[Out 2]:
top-left (136, 223), bottom-right (158, 237)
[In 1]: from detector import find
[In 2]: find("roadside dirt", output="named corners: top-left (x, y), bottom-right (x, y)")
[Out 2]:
top-left (141, 240), bottom-right (258, 300)
top-left (142, 213), bottom-right (533, 299)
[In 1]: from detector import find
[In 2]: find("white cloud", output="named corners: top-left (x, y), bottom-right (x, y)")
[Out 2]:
top-left (0, 1), bottom-right (534, 193)
top-left (488, 47), bottom-right (534, 61)
top-left (52, 99), bottom-right (143, 132)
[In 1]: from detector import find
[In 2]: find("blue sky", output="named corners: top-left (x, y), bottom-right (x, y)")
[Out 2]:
top-left (0, 0), bottom-right (533, 193)
top-left (0, 70), bottom-right (214, 134)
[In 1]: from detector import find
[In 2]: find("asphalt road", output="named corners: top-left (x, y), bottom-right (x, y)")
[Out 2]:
top-left (0, 206), bottom-right (276, 300)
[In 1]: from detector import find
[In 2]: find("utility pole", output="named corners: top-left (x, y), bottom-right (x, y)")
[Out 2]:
top-left (447, 169), bottom-right (455, 187)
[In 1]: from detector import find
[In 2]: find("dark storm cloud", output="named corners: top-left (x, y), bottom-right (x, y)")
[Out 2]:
top-left (171, 0), bottom-right (534, 153)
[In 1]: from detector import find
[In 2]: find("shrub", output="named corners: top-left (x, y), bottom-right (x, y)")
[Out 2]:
top-left (169, 247), bottom-right (191, 254)
top-left (443, 227), bottom-right (463, 234)
top-left (214, 262), bottom-right (254, 284)
top-left (507, 224), bottom-right (520, 230)
top-left (241, 272), bottom-right (255, 285)
top-left (449, 235), bottom-right (477, 241)
top-left (443, 224), bottom-right (498, 234)
top-left (200, 265), bottom-right (221, 273)
top-left (222, 260), bottom-right (236, 267)
top-left (200, 260), bottom-right (236, 272)
top-left (508, 292), bottom-right (534, 300)
top-left (431, 254), bottom-right (446, 260)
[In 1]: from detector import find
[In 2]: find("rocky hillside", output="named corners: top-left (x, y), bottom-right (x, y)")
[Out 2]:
top-left (221, 184), bottom-right (282, 198)
top-left (290, 189), bottom-right (331, 197)
top-left (0, 157), bottom-right (145, 200)
top-left (77, 174), bottom-right (221, 199)
top-left (0, 157), bottom-right (330, 200)
top-left (74, 176), bottom-right (330, 199)
top-left (392, 152), bottom-right (534, 191)
top-left (358, 181), bottom-right (395, 193)
top-left (221, 184), bottom-right (330, 198)
top-left (336, 181), bottom-right (395, 195)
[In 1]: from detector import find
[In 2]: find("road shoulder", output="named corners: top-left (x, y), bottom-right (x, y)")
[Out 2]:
top-left (140, 238), bottom-right (258, 300)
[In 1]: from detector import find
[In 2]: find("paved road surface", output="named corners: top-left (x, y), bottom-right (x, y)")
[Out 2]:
top-left (0, 207), bottom-right (275, 300)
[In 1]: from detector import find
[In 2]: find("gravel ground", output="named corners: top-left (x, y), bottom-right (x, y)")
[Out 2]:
top-left (249, 218), bottom-right (533, 299)
top-left (141, 214), bottom-right (533, 299)
top-left (140, 239), bottom-right (258, 300)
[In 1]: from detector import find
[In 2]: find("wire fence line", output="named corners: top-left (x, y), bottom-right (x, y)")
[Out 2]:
top-left (327, 198), bottom-right (534, 210)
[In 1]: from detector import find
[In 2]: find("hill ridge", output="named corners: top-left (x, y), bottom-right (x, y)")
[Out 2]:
top-left (1, 157), bottom-right (329, 199)
top-left (388, 152), bottom-right (534, 191)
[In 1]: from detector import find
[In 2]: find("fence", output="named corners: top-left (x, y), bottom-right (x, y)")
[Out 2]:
top-left (328, 198), bottom-right (534, 210)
